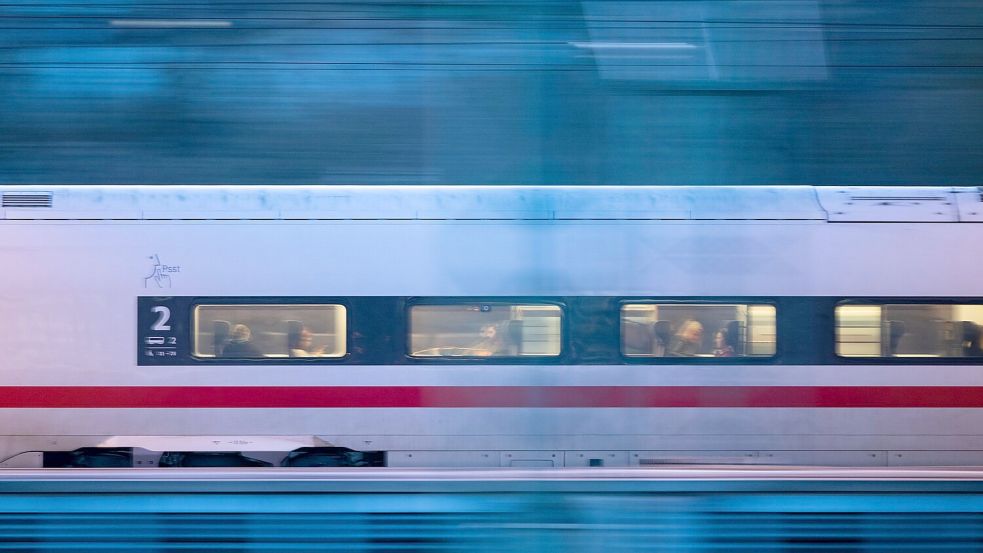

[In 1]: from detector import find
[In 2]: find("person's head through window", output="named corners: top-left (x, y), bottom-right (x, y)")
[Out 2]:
top-left (679, 320), bottom-right (703, 343)
top-left (714, 328), bottom-right (735, 357)
top-left (670, 319), bottom-right (704, 356)
top-left (290, 327), bottom-right (324, 357)
top-left (474, 322), bottom-right (505, 356)
top-left (963, 322), bottom-right (983, 357)
top-left (231, 324), bottom-right (251, 343)
top-left (481, 323), bottom-right (497, 340)
top-left (222, 323), bottom-right (262, 357)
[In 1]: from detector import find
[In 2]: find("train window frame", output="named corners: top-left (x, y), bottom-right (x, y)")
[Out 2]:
top-left (190, 299), bottom-right (351, 362)
top-left (618, 299), bottom-right (780, 363)
top-left (834, 298), bottom-right (983, 362)
top-left (405, 298), bottom-right (567, 362)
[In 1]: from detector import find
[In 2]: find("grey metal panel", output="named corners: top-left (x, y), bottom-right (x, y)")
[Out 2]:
top-left (890, 451), bottom-right (983, 467)
top-left (388, 451), bottom-right (500, 468)
top-left (757, 450), bottom-right (888, 467)
top-left (0, 185), bottom-right (828, 221)
top-left (955, 188), bottom-right (983, 222)
top-left (816, 186), bottom-right (967, 222)
top-left (564, 451), bottom-right (630, 467)
top-left (500, 451), bottom-right (563, 468)
top-left (0, 452), bottom-right (42, 469)
top-left (631, 450), bottom-right (757, 466)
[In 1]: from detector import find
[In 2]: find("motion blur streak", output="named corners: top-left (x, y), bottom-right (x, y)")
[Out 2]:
top-left (1, 468), bottom-right (982, 551)
top-left (109, 20), bottom-right (235, 28)
top-left (0, 1), bottom-right (980, 185)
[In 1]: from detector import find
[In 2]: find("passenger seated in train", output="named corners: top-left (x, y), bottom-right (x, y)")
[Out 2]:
top-left (713, 328), bottom-right (736, 357)
top-left (652, 321), bottom-right (671, 357)
top-left (622, 320), bottom-right (672, 357)
top-left (963, 322), bottom-right (983, 357)
top-left (887, 320), bottom-right (906, 356)
top-left (669, 320), bottom-right (704, 357)
top-left (289, 327), bottom-right (325, 357)
top-left (220, 324), bottom-right (263, 358)
top-left (471, 323), bottom-right (506, 357)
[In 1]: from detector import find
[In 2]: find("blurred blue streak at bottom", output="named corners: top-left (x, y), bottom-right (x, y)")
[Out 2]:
top-left (1, 491), bottom-right (982, 551)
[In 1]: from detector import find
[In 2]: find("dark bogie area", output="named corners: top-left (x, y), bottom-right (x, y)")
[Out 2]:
top-left (158, 452), bottom-right (272, 468)
top-left (40, 447), bottom-right (385, 468)
top-left (282, 448), bottom-right (385, 468)
top-left (43, 448), bottom-right (133, 468)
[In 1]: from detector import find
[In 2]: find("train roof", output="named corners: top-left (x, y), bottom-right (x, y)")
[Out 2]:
top-left (1, 185), bottom-right (980, 222)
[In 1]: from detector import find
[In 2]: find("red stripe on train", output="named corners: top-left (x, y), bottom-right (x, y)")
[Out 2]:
top-left (0, 386), bottom-right (981, 408)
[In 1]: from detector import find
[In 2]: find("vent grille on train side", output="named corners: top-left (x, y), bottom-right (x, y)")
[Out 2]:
top-left (2, 192), bottom-right (53, 208)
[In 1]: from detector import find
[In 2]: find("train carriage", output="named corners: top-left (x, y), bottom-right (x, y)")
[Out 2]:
top-left (0, 185), bottom-right (981, 468)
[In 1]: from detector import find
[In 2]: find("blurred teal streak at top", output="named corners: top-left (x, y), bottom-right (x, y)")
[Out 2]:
top-left (0, 0), bottom-right (980, 185)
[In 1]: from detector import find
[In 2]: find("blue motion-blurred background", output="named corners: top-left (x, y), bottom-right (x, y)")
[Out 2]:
top-left (1, 0), bottom-right (980, 185)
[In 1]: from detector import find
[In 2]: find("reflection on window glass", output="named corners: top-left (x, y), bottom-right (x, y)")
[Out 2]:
top-left (836, 304), bottom-right (983, 358)
top-left (409, 303), bottom-right (562, 357)
top-left (621, 303), bottom-right (776, 358)
top-left (194, 304), bottom-right (346, 359)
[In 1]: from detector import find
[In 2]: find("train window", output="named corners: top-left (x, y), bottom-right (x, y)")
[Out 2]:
top-left (621, 303), bottom-right (776, 358)
top-left (193, 304), bottom-right (347, 359)
top-left (409, 303), bottom-right (562, 357)
top-left (836, 304), bottom-right (983, 358)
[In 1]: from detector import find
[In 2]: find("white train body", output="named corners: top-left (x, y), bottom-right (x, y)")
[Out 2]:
top-left (0, 185), bottom-right (981, 468)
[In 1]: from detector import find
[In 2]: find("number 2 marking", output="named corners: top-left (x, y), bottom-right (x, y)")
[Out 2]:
top-left (151, 306), bottom-right (171, 331)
